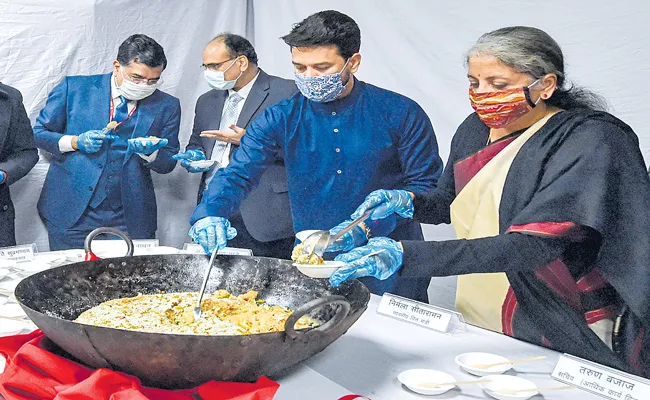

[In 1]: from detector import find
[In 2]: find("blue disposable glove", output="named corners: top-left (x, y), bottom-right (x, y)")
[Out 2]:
top-left (325, 220), bottom-right (369, 253)
top-left (127, 137), bottom-right (169, 155)
top-left (0, 170), bottom-right (5, 184)
top-left (351, 189), bottom-right (414, 221)
top-left (329, 237), bottom-right (404, 287)
top-left (172, 149), bottom-right (211, 173)
top-left (188, 216), bottom-right (237, 254)
top-left (76, 129), bottom-right (117, 154)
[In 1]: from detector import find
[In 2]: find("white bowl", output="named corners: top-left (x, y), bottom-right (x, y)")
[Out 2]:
top-left (131, 136), bottom-right (161, 145)
top-left (480, 375), bottom-right (538, 400)
top-left (294, 260), bottom-right (345, 279)
top-left (455, 352), bottom-right (512, 376)
top-left (139, 246), bottom-right (180, 255)
top-left (189, 160), bottom-right (217, 169)
top-left (397, 369), bottom-right (457, 395)
top-left (295, 230), bottom-right (320, 243)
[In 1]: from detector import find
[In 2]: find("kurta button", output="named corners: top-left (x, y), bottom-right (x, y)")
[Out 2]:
top-left (335, 148), bottom-right (340, 152)
top-left (336, 170), bottom-right (342, 174)
top-left (88, 186), bottom-right (93, 191)
top-left (333, 128), bottom-right (339, 133)
top-left (2, 205), bottom-right (8, 211)
top-left (332, 111), bottom-right (337, 116)
top-left (98, 164), bottom-right (103, 168)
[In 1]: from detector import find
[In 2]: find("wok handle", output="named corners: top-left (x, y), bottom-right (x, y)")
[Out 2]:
top-left (284, 295), bottom-right (351, 340)
top-left (84, 227), bottom-right (135, 260)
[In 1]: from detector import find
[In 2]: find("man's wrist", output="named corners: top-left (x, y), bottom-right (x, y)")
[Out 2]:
top-left (71, 136), bottom-right (79, 150)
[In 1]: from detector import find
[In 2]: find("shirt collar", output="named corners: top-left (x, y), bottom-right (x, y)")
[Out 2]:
top-left (228, 71), bottom-right (259, 101)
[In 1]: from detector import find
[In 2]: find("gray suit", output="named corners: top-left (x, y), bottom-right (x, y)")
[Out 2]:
top-left (187, 69), bottom-right (296, 258)
top-left (0, 83), bottom-right (39, 247)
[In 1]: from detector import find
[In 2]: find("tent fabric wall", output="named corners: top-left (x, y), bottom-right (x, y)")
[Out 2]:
top-left (1, 0), bottom-right (648, 249)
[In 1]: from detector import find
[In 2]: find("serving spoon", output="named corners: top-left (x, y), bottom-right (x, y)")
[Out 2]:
top-left (298, 210), bottom-right (372, 262)
top-left (193, 248), bottom-right (219, 321)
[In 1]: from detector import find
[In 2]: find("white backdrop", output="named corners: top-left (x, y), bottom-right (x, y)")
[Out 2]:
top-left (1, 0), bottom-right (649, 249)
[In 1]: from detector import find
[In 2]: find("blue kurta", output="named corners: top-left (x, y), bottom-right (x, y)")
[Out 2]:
top-left (191, 79), bottom-right (443, 241)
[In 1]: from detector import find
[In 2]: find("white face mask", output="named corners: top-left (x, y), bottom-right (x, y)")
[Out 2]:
top-left (117, 68), bottom-right (160, 101)
top-left (203, 58), bottom-right (242, 90)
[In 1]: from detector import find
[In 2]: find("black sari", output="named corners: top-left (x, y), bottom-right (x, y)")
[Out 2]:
top-left (402, 109), bottom-right (650, 376)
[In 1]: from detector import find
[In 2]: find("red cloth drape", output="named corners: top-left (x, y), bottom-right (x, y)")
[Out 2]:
top-left (0, 330), bottom-right (279, 400)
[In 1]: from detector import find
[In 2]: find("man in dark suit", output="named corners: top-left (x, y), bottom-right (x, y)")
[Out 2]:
top-left (0, 83), bottom-right (39, 247)
top-left (34, 34), bottom-right (180, 250)
top-left (174, 34), bottom-right (296, 259)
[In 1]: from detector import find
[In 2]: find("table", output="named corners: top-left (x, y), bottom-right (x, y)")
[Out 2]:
top-left (273, 294), bottom-right (601, 399)
top-left (1, 253), bottom-right (603, 399)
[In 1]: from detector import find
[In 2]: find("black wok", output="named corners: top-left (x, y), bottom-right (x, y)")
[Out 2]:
top-left (14, 229), bottom-right (370, 389)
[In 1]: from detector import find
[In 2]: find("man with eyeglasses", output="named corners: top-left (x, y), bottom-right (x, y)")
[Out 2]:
top-left (34, 34), bottom-right (180, 250)
top-left (188, 11), bottom-right (443, 302)
top-left (173, 33), bottom-right (296, 259)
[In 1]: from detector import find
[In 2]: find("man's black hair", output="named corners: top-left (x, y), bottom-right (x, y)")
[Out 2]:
top-left (117, 34), bottom-right (167, 70)
top-left (213, 33), bottom-right (258, 65)
top-left (281, 10), bottom-right (360, 59)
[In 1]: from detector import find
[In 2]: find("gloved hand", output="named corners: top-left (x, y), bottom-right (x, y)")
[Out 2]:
top-left (325, 220), bottom-right (369, 253)
top-left (172, 149), bottom-right (212, 173)
top-left (188, 216), bottom-right (237, 254)
top-left (76, 129), bottom-right (117, 154)
top-left (0, 170), bottom-right (5, 184)
top-left (329, 237), bottom-right (404, 287)
top-left (127, 137), bottom-right (169, 155)
top-left (351, 189), bottom-right (414, 221)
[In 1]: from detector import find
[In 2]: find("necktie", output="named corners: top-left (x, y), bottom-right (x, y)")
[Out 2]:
top-left (211, 92), bottom-right (243, 166)
top-left (113, 95), bottom-right (129, 123)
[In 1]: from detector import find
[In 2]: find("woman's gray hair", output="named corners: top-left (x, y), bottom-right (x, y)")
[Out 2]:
top-left (466, 26), bottom-right (607, 111)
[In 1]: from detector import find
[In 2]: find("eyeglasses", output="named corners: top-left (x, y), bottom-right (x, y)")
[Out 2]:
top-left (121, 67), bottom-right (160, 85)
top-left (201, 58), bottom-right (235, 72)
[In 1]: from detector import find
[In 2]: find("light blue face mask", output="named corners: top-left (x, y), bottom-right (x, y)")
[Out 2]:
top-left (294, 59), bottom-right (350, 103)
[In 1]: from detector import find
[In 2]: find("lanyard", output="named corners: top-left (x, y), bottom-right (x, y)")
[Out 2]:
top-left (109, 96), bottom-right (138, 131)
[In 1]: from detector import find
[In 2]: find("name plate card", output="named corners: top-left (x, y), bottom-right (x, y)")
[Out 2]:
top-left (552, 354), bottom-right (650, 400)
top-left (132, 239), bottom-right (159, 250)
top-left (377, 293), bottom-right (457, 333)
top-left (0, 244), bottom-right (37, 262)
top-left (182, 243), bottom-right (253, 256)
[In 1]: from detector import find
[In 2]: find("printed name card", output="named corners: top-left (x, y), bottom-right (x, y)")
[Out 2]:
top-left (182, 243), bottom-right (253, 256)
top-left (0, 244), bottom-right (37, 262)
top-left (377, 293), bottom-right (457, 333)
top-left (132, 239), bottom-right (160, 249)
top-left (552, 353), bottom-right (650, 400)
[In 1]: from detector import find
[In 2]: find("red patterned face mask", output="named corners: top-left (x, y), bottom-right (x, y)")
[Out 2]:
top-left (469, 80), bottom-right (540, 129)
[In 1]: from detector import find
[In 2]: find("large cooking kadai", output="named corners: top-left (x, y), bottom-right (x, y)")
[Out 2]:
top-left (14, 228), bottom-right (370, 389)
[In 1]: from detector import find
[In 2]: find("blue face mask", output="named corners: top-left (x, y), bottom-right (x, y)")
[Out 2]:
top-left (294, 59), bottom-right (351, 103)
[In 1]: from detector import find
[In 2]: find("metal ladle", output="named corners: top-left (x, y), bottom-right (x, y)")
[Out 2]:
top-left (193, 248), bottom-right (219, 320)
top-left (298, 209), bottom-right (372, 262)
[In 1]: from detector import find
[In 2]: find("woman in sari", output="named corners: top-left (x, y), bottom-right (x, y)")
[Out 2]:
top-left (330, 26), bottom-right (650, 376)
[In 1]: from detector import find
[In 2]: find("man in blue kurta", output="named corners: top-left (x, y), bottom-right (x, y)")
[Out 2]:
top-left (34, 34), bottom-right (180, 250)
top-left (189, 11), bottom-right (442, 302)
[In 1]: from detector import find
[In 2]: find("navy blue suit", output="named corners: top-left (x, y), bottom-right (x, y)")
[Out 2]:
top-left (0, 83), bottom-right (39, 247)
top-left (34, 73), bottom-right (180, 249)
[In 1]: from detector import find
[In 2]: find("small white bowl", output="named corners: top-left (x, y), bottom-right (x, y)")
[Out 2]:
top-left (131, 136), bottom-right (162, 145)
top-left (294, 260), bottom-right (345, 279)
top-left (455, 352), bottom-right (512, 376)
top-left (397, 369), bottom-right (457, 395)
top-left (481, 375), bottom-right (538, 400)
top-left (189, 160), bottom-right (217, 169)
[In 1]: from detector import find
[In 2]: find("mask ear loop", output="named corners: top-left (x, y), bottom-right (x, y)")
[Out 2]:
top-left (524, 79), bottom-right (542, 108)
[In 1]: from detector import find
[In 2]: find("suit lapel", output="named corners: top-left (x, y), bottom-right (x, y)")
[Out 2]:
top-left (0, 88), bottom-right (10, 154)
top-left (202, 90), bottom-right (227, 158)
top-left (123, 91), bottom-right (157, 163)
top-left (236, 69), bottom-right (270, 128)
